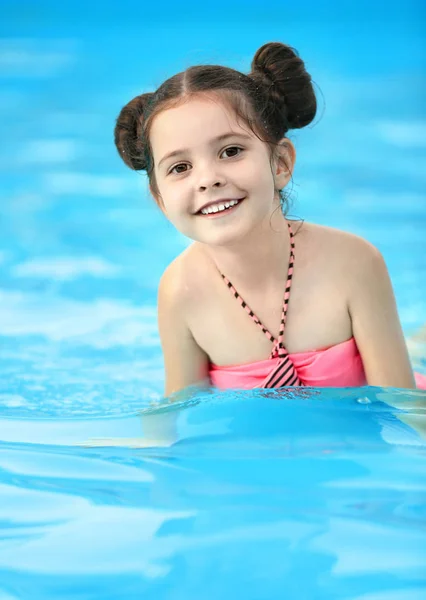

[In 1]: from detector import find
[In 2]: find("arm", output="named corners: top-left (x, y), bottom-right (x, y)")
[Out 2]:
top-left (349, 241), bottom-right (415, 388)
top-left (157, 263), bottom-right (210, 397)
top-left (77, 266), bottom-right (210, 449)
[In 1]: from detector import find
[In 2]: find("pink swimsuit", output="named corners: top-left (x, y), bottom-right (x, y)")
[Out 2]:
top-left (209, 223), bottom-right (426, 390)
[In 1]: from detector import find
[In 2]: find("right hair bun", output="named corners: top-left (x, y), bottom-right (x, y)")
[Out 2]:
top-left (250, 42), bottom-right (317, 130)
top-left (114, 93), bottom-right (154, 171)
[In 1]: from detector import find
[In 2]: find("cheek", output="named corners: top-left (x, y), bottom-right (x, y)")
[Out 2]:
top-left (246, 161), bottom-right (275, 193)
top-left (243, 153), bottom-right (274, 183)
top-left (160, 187), bottom-right (188, 220)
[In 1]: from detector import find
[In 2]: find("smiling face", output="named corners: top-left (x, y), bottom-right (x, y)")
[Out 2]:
top-left (150, 93), bottom-right (293, 246)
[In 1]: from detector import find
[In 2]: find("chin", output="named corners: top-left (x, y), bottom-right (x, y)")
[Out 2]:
top-left (199, 225), bottom-right (254, 248)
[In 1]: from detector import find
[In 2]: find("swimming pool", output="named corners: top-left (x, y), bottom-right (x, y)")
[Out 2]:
top-left (1, 1), bottom-right (426, 598)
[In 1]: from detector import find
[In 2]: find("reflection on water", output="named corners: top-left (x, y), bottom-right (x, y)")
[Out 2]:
top-left (1, 388), bottom-right (425, 598)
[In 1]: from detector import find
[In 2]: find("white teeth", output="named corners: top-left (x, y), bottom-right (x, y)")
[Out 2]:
top-left (200, 199), bottom-right (240, 215)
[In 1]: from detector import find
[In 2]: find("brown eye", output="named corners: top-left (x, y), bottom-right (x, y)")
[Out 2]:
top-left (221, 146), bottom-right (243, 158)
top-left (170, 163), bottom-right (189, 175)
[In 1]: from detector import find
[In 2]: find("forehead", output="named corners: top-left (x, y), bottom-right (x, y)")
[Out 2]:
top-left (150, 95), bottom-right (252, 155)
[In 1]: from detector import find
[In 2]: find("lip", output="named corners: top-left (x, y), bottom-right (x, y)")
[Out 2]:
top-left (195, 197), bottom-right (246, 215)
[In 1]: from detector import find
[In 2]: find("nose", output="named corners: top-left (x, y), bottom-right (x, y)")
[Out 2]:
top-left (197, 163), bottom-right (226, 192)
top-left (199, 180), bottom-right (224, 192)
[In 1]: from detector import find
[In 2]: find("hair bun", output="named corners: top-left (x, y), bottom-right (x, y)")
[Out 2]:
top-left (114, 93), bottom-right (154, 170)
top-left (250, 42), bottom-right (316, 130)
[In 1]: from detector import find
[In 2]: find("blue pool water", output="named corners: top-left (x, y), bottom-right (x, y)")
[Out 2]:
top-left (1, 1), bottom-right (426, 598)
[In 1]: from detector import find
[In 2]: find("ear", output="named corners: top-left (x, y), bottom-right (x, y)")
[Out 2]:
top-left (273, 138), bottom-right (296, 190)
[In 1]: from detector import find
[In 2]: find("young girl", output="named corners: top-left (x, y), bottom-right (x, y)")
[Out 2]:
top-left (115, 42), bottom-right (426, 396)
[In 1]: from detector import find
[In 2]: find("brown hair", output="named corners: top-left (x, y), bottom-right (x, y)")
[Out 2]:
top-left (114, 42), bottom-right (317, 206)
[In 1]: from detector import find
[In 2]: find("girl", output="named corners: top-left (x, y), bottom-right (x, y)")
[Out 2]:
top-left (114, 42), bottom-right (426, 396)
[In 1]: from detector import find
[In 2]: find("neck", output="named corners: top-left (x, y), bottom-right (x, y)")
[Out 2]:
top-left (202, 208), bottom-right (291, 290)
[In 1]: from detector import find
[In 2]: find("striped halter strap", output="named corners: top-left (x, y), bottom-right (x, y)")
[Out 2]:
top-left (221, 221), bottom-right (303, 387)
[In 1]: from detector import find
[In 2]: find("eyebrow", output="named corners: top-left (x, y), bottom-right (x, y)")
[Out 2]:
top-left (157, 132), bottom-right (252, 169)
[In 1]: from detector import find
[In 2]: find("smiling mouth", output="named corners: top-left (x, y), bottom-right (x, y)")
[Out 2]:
top-left (197, 197), bottom-right (245, 216)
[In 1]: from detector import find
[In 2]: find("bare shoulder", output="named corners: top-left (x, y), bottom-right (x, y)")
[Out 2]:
top-left (296, 221), bottom-right (384, 276)
top-left (157, 249), bottom-right (188, 306)
top-left (158, 242), bottom-right (214, 309)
